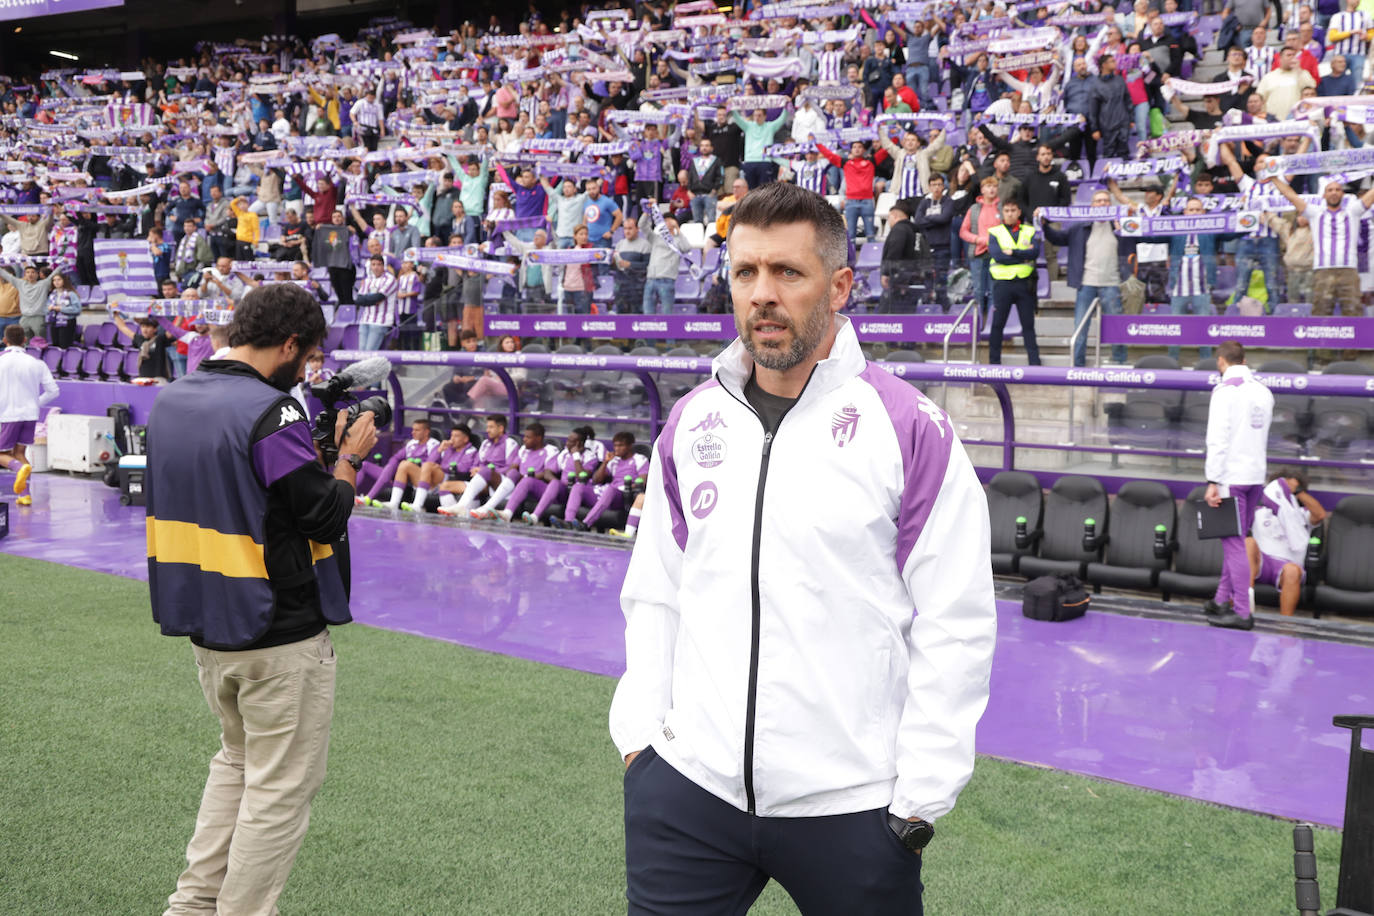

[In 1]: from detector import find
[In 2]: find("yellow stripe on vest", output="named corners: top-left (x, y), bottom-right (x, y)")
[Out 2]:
top-left (146, 517), bottom-right (269, 579)
top-left (309, 541), bottom-right (334, 563)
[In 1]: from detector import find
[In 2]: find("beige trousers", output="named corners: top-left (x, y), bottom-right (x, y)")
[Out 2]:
top-left (164, 630), bottom-right (337, 916)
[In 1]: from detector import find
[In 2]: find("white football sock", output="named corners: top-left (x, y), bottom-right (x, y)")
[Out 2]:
top-left (456, 476), bottom-right (487, 509)
top-left (412, 486), bottom-right (429, 508)
top-left (481, 476), bottom-right (516, 510)
top-left (387, 486), bottom-right (404, 509)
top-left (439, 492), bottom-right (458, 508)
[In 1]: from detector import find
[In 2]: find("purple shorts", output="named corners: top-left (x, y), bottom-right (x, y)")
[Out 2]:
top-left (1258, 551), bottom-right (1305, 589)
top-left (0, 420), bottom-right (36, 451)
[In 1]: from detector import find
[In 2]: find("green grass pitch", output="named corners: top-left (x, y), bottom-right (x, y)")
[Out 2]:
top-left (0, 554), bottom-right (1343, 914)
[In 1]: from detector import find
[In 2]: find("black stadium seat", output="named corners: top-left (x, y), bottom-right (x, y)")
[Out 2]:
top-left (1257, 359), bottom-right (1312, 456)
top-left (985, 471), bottom-right (1042, 575)
top-left (1017, 475), bottom-right (1108, 580)
top-left (1085, 481), bottom-right (1176, 592)
top-left (1312, 496), bottom-right (1374, 616)
top-left (1157, 485), bottom-right (1223, 601)
top-left (1104, 356), bottom-right (1181, 449)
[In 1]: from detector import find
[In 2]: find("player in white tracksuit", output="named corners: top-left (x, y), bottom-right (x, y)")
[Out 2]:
top-left (609, 182), bottom-right (997, 914)
top-left (1247, 470), bottom-right (1327, 616)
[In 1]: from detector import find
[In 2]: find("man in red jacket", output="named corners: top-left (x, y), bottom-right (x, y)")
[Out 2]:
top-left (816, 140), bottom-right (888, 242)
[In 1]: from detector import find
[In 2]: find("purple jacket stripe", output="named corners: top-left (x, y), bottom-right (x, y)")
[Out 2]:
top-left (252, 422), bottom-right (319, 489)
top-left (657, 378), bottom-right (719, 552)
top-left (859, 365), bottom-right (955, 571)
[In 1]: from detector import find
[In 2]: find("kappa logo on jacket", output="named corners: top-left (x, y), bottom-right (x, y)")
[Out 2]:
top-left (689, 411), bottom-right (727, 432)
top-left (278, 403), bottom-right (304, 427)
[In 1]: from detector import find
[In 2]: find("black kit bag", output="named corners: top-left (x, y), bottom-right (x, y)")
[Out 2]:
top-left (1021, 574), bottom-right (1091, 622)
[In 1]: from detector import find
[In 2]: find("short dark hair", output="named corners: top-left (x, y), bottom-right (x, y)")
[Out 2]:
top-left (3, 324), bottom-right (23, 346)
top-left (413, 418), bottom-right (431, 428)
top-left (613, 431), bottom-right (635, 446)
top-left (459, 329), bottom-right (478, 341)
top-left (526, 421), bottom-right (545, 436)
top-left (1217, 340), bottom-right (1245, 365)
top-left (450, 424), bottom-right (473, 441)
top-left (485, 414), bottom-right (507, 428)
top-left (226, 283), bottom-right (327, 351)
top-left (728, 181), bottom-right (849, 274)
top-left (1274, 466), bottom-right (1309, 492)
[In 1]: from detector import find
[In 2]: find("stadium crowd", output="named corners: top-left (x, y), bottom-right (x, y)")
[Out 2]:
top-left (2, 0), bottom-right (1373, 365)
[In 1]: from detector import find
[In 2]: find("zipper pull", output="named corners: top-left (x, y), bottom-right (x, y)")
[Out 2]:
top-left (762, 430), bottom-right (773, 456)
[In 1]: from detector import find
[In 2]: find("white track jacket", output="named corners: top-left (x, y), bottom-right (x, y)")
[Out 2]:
top-left (609, 317), bottom-right (997, 822)
top-left (1204, 364), bottom-right (1274, 488)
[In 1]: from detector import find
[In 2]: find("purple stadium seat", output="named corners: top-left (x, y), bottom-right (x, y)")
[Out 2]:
top-left (29, 336), bottom-right (47, 348)
top-left (323, 325), bottom-right (345, 352)
top-left (81, 348), bottom-right (104, 378)
top-left (593, 274), bottom-right (615, 300)
top-left (1142, 302), bottom-right (1170, 315)
top-left (674, 274), bottom-right (701, 303)
top-left (96, 321), bottom-right (118, 347)
top-left (122, 349), bottom-right (140, 378)
top-left (333, 305), bottom-right (357, 325)
top-left (100, 348), bottom-right (124, 380)
top-left (85, 287), bottom-right (106, 305)
top-left (25, 346), bottom-right (41, 359)
top-left (1091, 158), bottom-right (1123, 180)
top-left (60, 347), bottom-right (85, 378)
top-left (915, 303), bottom-right (943, 315)
top-left (1036, 267), bottom-right (1050, 300)
top-left (116, 325), bottom-right (135, 347)
top-left (42, 347), bottom-right (62, 373)
top-left (339, 324), bottom-right (360, 350)
top-left (700, 247), bottom-right (721, 274)
top-left (483, 277), bottom-right (504, 301)
top-left (1214, 263), bottom-right (1236, 292)
top-left (1272, 302), bottom-right (1312, 317)
top-left (82, 324), bottom-right (102, 347)
top-left (856, 242), bottom-right (882, 269)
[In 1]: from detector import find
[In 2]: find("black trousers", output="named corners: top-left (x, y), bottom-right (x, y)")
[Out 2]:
top-left (359, 129), bottom-right (379, 152)
top-left (624, 747), bottom-right (923, 915)
top-left (989, 276), bottom-right (1040, 365)
top-left (328, 266), bottom-right (356, 305)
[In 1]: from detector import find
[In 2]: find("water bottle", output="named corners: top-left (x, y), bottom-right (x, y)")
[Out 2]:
top-left (1082, 518), bottom-right (1097, 552)
top-left (1305, 536), bottom-right (1322, 570)
top-left (1153, 524), bottom-right (1168, 560)
top-left (1015, 516), bottom-right (1029, 549)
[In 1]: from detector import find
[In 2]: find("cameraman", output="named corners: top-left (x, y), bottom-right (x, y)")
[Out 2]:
top-left (147, 283), bottom-right (377, 916)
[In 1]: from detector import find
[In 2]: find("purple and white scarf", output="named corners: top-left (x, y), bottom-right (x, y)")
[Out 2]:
top-left (526, 247), bottom-right (613, 265)
top-left (1257, 146), bottom-right (1374, 180)
top-left (726, 94), bottom-right (792, 111)
top-left (1116, 211), bottom-right (1261, 237)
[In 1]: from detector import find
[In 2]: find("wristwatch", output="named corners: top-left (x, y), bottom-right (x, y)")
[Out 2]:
top-left (887, 814), bottom-right (935, 854)
top-left (338, 452), bottom-right (364, 471)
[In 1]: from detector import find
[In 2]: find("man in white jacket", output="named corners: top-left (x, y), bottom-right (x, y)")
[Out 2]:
top-left (609, 182), bottom-right (997, 914)
top-left (1203, 341), bottom-right (1275, 630)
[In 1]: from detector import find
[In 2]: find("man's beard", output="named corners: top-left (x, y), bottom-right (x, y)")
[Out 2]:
top-left (268, 352), bottom-right (309, 392)
top-left (737, 292), bottom-right (833, 373)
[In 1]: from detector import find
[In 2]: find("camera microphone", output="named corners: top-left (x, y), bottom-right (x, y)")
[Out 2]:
top-left (330, 356), bottom-right (393, 392)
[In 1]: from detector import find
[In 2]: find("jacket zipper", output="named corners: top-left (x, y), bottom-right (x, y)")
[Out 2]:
top-left (715, 366), bottom-right (816, 815)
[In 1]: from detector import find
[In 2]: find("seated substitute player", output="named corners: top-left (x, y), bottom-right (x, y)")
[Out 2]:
top-left (471, 422), bottom-right (560, 521)
top-left (379, 419), bottom-right (441, 511)
top-left (1247, 468), bottom-right (1327, 617)
top-left (440, 414), bottom-right (518, 516)
top-left (551, 431), bottom-right (647, 532)
top-left (521, 427), bottom-right (597, 525)
top-left (432, 425), bottom-right (480, 513)
top-left (608, 490), bottom-right (646, 539)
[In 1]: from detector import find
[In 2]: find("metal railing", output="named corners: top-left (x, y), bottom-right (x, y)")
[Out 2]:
top-left (332, 350), bottom-right (1374, 481)
top-left (941, 299), bottom-right (980, 364)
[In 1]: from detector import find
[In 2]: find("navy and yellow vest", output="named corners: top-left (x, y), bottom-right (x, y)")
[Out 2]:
top-left (146, 367), bottom-right (350, 649)
top-left (988, 223), bottom-right (1036, 281)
